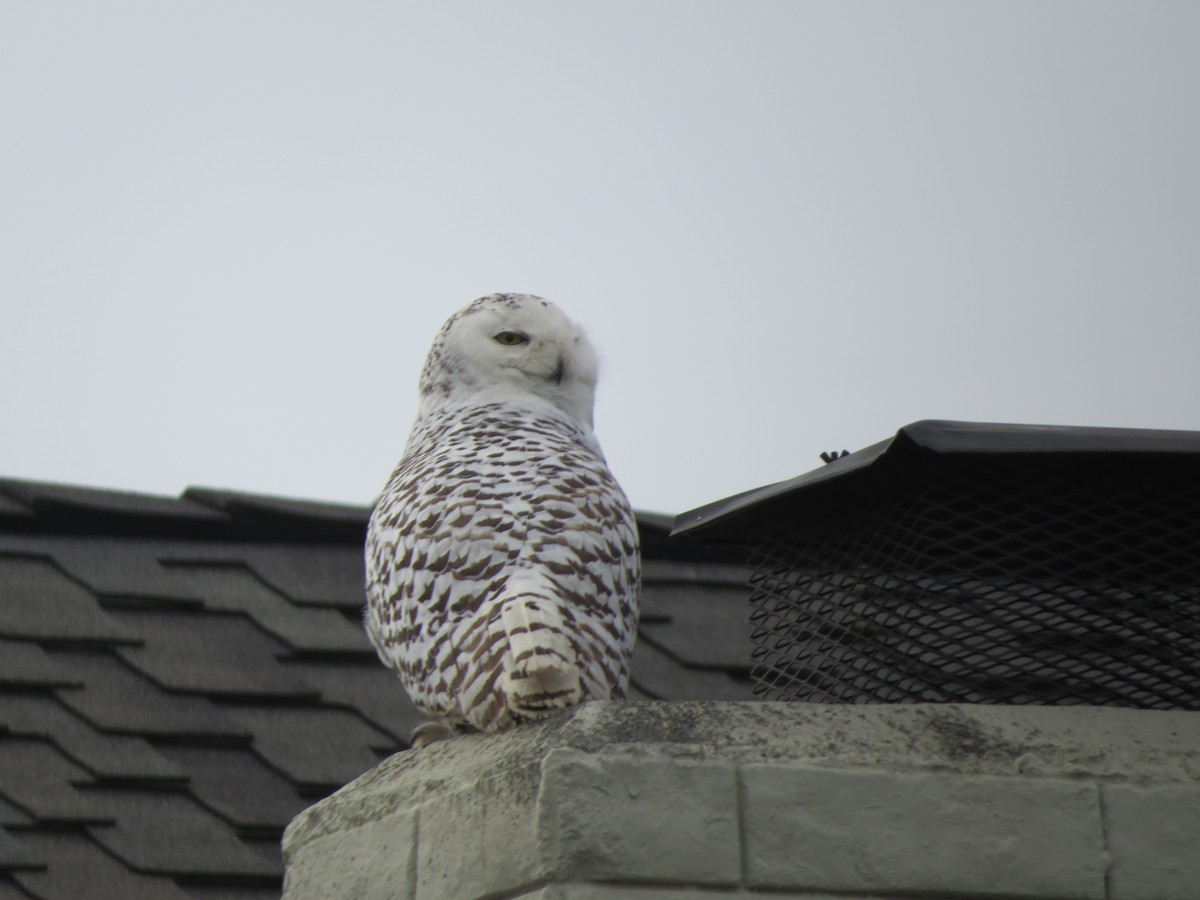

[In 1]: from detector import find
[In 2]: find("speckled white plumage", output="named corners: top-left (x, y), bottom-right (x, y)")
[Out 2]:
top-left (364, 293), bottom-right (640, 736)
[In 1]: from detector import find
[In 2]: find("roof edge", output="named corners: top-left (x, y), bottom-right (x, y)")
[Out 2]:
top-left (0, 478), bottom-right (371, 542)
top-left (0, 477), bottom-right (695, 552)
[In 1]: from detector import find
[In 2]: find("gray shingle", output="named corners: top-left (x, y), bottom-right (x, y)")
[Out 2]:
top-left (638, 584), bottom-right (752, 670)
top-left (0, 695), bottom-right (184, 783)
top-left (85, 788), bottom-right (280, 878)
top-left (625, 683), bottom-right (655, 701)
top-left (0, 480), bottom-right (228, 528)
top-left (161, 564), bottom-right (368, 654)
top-left (111, 610), bottom-right (318, 700)
top-left (181, 884), bottom-right (281, 900)
top-left (0, 874), bottom-right (42, 898)
top-left (0, 739), bottom-right (110, 825)
top-left (641, 560), bottom-right (750, 586)
top-left (0, 799), bottom-right (32, 827)
top-left (49, 541), bottom-right (205, 608)
top-left (0, 828), bottom-right (40, 872)
top-left (0, 556), bottom-right (138, 645)
top-left (11, 831), bottom-right (193, 900)
top-left (238, 545), bottom-right (367, 610)
top-left (278, 659), bottom-right (423, 743)
top-left (182, 490), bottom-right (366, 547)
top-left (0, 487), bottom-right (33, 519)
top-left (0, 795), bottom-right (40, 874)
top-left (152, 746), bottom-right (309, 832)
top-left (629, 638), bottom-right (754, 702)
top-left (0, 640), bottom-right (81, 690)
top-left (183, 489), bottom-right (367, 530)
top-left (49, 650), bottom-right (248, 740)
top-left (220, 706), bottom-right (395, 789)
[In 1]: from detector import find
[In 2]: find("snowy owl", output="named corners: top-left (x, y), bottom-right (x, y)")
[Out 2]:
top-left (365, 293), bottom-right (640, 743)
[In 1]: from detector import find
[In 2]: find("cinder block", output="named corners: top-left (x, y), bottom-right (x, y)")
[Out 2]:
top-left (1105, 782), bottom-right (1200, 900)
top-left (742, 764), bottom-right (1106, 898)
top-left (282, 807), bottom-right (416, 900)
top-left (513, 887), bottom-right (964, 900)
top-left (416, 776), bottom-right (543, 900)
top-left (537, 747), bottom-right (740, 886)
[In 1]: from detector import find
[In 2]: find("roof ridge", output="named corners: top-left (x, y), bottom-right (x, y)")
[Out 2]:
top-left (0, 478), bottom-right (369, 543)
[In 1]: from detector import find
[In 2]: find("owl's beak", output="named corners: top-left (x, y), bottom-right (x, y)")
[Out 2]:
top-left (552, 355), bottom-right (567, 385)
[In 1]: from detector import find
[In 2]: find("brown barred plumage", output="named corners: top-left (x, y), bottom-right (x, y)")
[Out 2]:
top-left (364, 294), bottom-right (640, 737)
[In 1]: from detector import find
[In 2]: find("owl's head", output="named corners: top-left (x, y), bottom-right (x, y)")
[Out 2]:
top-left (418, 293), bottom-right (600, 428)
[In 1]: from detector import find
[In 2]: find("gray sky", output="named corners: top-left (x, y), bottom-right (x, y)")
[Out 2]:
top-left (4, 1), bottom-right (1199, 516)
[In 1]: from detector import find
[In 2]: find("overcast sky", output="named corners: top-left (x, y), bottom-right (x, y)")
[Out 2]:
top-left (4, 2), bottom-right (1198, 516)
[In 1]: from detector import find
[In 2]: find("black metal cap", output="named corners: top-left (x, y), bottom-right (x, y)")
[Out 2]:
top-left (672, 419), bottom-right (1200, 541)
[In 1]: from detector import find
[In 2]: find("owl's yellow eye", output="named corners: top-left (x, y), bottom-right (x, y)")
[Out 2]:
top-left (493, 331), bottom-right (529, 346)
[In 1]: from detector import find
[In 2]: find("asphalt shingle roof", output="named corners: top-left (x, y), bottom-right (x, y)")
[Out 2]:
top-left (0, 477), bottom-right (752, 898)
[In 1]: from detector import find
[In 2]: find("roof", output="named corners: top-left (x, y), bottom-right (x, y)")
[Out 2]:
top-left (0, 478), bottom-right (752, 900)
top-left (674, 419), bottom-right (1200, 542)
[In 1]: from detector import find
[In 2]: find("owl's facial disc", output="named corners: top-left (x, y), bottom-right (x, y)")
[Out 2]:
top-left (419, 293), bottom-right (599, 429)
top-left (474, 308), bottom-right (587, 389)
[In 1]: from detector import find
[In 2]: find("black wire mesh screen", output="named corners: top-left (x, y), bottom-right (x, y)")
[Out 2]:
top-left (748, 456), bottom-right (1200, 708)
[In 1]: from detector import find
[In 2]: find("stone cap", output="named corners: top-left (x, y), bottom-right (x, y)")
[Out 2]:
top-left (282, 701), bottom-right (1200, 900)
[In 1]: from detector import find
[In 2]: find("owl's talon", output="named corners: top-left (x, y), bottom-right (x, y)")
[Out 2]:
top-left (409, 722), bottom-right (457, 749)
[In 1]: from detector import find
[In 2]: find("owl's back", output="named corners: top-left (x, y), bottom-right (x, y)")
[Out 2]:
top-left (365, 400), bottom-right (640, 732)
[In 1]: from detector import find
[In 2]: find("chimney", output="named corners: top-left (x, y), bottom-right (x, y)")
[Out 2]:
top-left (282, 700), bottom-right (1200, 899)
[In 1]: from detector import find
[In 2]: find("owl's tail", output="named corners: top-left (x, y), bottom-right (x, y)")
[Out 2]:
top-left (496, 587), bottom-right (584, 723)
